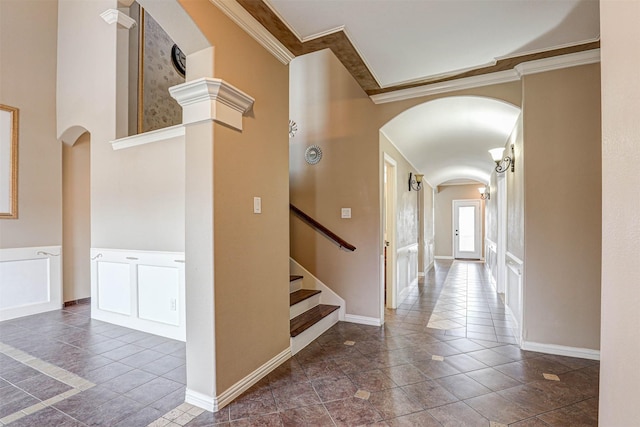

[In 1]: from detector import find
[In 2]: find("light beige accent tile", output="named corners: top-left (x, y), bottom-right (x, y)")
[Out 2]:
top-left (173, 413), bottom-right (195, 425)
top-left (344, 340), bottom-right (356, 346)
top-left (354, 389), bottom-right (371, 400)
top-left (163, 408), bottom-right (184, 421)
top-left (0, 412), bottom-right (26, 425)
top-left (543, 373), bottom-right (560, 381)
top-left (186, 406), bottom-right (205, 416)
top-left (490, 422), bottom-right (508, 427)
top-left (21, 403), bottom-right (46, 415)
top-left (176, 403), bottom-right (194, 412)
top-left (147, 418), bottom-right (171, 427)
top-left (432, 355), bottom-right (444, 361)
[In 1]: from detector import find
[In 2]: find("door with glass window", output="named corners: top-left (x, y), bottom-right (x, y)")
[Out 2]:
top-left (453, 200), bottom-right (481, 259)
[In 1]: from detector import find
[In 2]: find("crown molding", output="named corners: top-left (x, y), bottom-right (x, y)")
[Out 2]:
top-left (370, 70), bottom-right (520, 104)
top-left (100, 9), bottom-right (136, 29)
top-left (371, 49), bottom-right (601, 104)
top-left (209, 0), bottom-right (294, 65)
top-left (515, 49), bottom-right (600, 76)
top-left (109, 124), bottom-right (185, 150)
top-left (169, 78), bottom-right (255, 130)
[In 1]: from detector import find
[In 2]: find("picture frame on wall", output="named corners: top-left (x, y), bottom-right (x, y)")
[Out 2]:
top-left (0, 104), bottom-right (18, 219)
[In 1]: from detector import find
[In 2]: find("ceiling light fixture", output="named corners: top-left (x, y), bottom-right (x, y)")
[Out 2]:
top-left (489, 145), bottom-right (515, 174)
top-left (408, 172), bottom-right (424, 191)
top-left (478, 186), bottom-right (490, 200)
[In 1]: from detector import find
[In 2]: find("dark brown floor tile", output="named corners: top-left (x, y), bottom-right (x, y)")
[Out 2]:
top-left (467, 348), bottom-right (515, 366)
top-left (445, 338), bottom-right (487, 353)
top-left (401, 380), bottom-right (459, 409)
top-left (436, 373), bottom-right (492, 400)
top-left (15, 373), bottom-right (73, 400)
top-left (148, 386), bottom-right (187, 413)
top-left (267, 359), bottom-right (308, 388)
top-left (8, 406), bottom-right (77, 427)
top-left (444, 353), bottom-right (488, 373)
top-left (464, 392), bottom-right (536, 425)
top-left (466, 367), bottom-right (522, 391)
top-left (325, 396), bottom-right (383, 427)
top-left (152, 339), bottom-right (185, 355)
top-left (0, 363), bottom-right (41, 383)
top-left (380, 364), bottom-right (427, 386)
top-left (349, 369), bottom-right (398, 392)
top-left (185, 406), bottom-right (230, 426)
top-left (271, 381), bottom-right (321, 410)
top-left (301, 359), bottom-right (346, 380)
top-left (537, 398), bottom-right (598, 426)
top-left (82, 361), bottom-right (134, 384)
top-left (100, 343), bottom-right (145, 360)
top-left (163, 365), bottom-right (187, 384)
top-left (124, 376), bottom-right (183, 405)
top-left (230, 396), bottom-right (278, 420)
top-left (119, 348), bottom-right (165, 368)
top-left (52, 386), bottom-right (120, 418)
top-left (112, 405), bottom-right (165, 427)
top-left (385, 409), bottom-right (442, 426)
top-left (312, 376), bottom-right (357, 402)
top-left (413, 359), bottom-right (461, 379)
top-left (368, 387), bottom-right (423, 420)
top-left (427, 400), bottom-right (489, 426)
top-left (101, 368), bottom-right (157, 394)
top-left (0, 390), bottom-right (39, 418)
top-left (365, 349), bottom-right (411, 367)
top-left (141, 354), bottom-right (185, 376)
top-left (79, 395), bottom-right (144, 426)
top-left (510, 417), bottom-right (551, 426)
top-left (497, 383), bottom-right (563, 413)
top-left (230, 413), bottom-right (282, 426)
top-left (279, 403), bottom-right (334, 427)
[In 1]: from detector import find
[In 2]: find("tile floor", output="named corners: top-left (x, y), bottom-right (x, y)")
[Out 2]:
top-left (0, 260), bottom-right (599, 426)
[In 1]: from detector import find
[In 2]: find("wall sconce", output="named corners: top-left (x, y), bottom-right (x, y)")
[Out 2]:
top-left (408, 172), bottom-right (424, 191)
top-left (488, 145), bottom-right (515, 174)
top-left (478, 186), bottom-right (490, 200)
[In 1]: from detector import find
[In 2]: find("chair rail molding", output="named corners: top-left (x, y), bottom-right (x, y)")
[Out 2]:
top-left (169, 78), bottom-right (254, 130)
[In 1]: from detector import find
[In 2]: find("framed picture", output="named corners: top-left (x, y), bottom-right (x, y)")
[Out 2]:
top-left (0, 104), bottom-right (18, 219)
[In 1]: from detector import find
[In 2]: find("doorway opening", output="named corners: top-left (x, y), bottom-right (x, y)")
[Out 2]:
top-left (453, 199), bottom-right (481, 260)
top-left (382, 154), bottom-right (397, 313)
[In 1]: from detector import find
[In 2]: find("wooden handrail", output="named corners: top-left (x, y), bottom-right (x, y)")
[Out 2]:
top-left (290, 204), bottom-right (356, 252)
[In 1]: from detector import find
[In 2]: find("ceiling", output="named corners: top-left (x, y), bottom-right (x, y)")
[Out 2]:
top-left (230, 0), bottom-right (599, 186)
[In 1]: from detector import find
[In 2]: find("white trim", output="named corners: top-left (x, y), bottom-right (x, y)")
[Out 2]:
top-left (0, 246), bottom-right (62, 321)
top-left (370, 70), bottom-right (519, 104)
top-left (344, 314), bottom-right (382, 327)
top-left (209, 0), bottom-right (295, 65)
top-left (100, 9), bottom-right (136, 29)
top-left (216, 347), bottom-right (291, 409)
top-left (515, 49), bottom-right (600, 76)
top-left (521, 341), bottom-right (600, 361)
top-left (186, 347), bottom-right (292, 412)
top-left (291, 310), bottom-right (339, 355)
top-left (396, 243), bottom-right (419, 307)
top-left (434, 256), bottom-right (454, 260)
top-left (169, 78), bottom-right (255, 130)
top-left (301, 25), bottom-right (345, 43)
top-left (289, 258), bottom-right (345, 320)
top-left (496, 38), bottom-right (600, 62)
top-left (418, 272), bottom-right (425, 277)
top-left (109, 124), bottom-right (185, 150)
top-left (370, 49), bottom-right (601, 105)
top-left (506, 251), bottom-right (524, 266)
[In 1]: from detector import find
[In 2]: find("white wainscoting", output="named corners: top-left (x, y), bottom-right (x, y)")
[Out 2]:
top-left (505, 252), bottom-right (524, 345)
top-left (90, 248), bottom-right (186, 341)
top-left (484, 239), bottom-right (498, 290)
top-left (396, 243), bottom-right (419, 306)
top-left (0, 246), bottom-right (62, 321)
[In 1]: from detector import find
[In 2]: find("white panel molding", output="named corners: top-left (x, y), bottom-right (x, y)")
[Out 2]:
top-left (209, 0), bottom-right (295, 65)
top-left (90, 248), bottom-right (186, 341)
top-left (100, 9), bottom-right (136, 29)
top-left (521, 341), bottom-right (600, 361)
top-left (0, 246), bottom-right (62, 321)
top-left (515, 49), bottom-right (600, 76)
top-left (505, 253), bottom-right (524, 346)
top-left (213, 347), bottom-right (291, 411)
top-left (506, 251), bottom-right (524, 266)
top-left (170, 78), bottom-right (255, 130)
top-left (370, 49), bottom-right (601, 105)
top-left (289, 258), bottom-right (345, 320)
top-left (344, 314), bottom-right (382, 327)
top-left (396, 243), bottom-right (419, 306)
top-left (109, 124), bottom-right (185, 150)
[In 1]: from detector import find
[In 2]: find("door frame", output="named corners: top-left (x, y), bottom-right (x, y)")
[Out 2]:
top-left (382, 154), bottom-right (398, 316)
top-left (496, 175), bottom-right (507, 293)
top-left (452, 199), bottom-right (482, 259)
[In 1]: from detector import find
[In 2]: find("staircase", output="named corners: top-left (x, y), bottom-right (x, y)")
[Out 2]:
top-left (289, 275), bottom-right (340, 355)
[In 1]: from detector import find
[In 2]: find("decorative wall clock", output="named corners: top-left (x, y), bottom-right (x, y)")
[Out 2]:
top-left (304, 145), bottom-right (322, 165)
top-left (171, 44), bottom-right (186, 78)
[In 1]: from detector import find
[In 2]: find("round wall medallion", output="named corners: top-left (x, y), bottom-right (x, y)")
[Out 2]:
top-left (304, 145), bottom-right (322, 165)
top-left (171, 44), bottom-right (186, 78)
top-left (289, 119), bottom-right (298, 138)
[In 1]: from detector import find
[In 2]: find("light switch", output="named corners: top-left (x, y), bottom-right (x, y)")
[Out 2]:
top-left (253, 197), bottom-right (261, 214)
top-left (341, 208), bottom-right (351, 219)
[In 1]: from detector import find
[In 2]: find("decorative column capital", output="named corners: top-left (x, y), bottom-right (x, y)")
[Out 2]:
top-left (100, 9), bottom-right (136, 29)
top-left (169, 78), bottom-right (254, 131)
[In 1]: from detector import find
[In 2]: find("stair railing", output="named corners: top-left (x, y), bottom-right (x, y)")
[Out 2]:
top-left (290, 204), bottom-right (356, 252)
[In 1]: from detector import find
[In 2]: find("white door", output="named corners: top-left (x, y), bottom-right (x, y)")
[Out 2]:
top-left (453, 200), bottom-right (481, 259)
top-left (383, 155), bottom-right (397, 310)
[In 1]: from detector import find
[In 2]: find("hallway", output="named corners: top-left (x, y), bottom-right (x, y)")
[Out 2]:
top-left (0, 261), bottom-right (598, 426)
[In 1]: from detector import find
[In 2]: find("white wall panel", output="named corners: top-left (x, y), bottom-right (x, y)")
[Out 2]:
top-left (138, 264), bottom-right (180, 326)
top-left (397, 243), bottom-right (419, 306)
top-left (0, 246), bottom-right (62, 321)
top-left (97, 262), bottom-right (131, 315)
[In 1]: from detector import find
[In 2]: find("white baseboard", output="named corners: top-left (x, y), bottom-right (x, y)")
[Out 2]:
top-left (344, 314), bottom-right (382, 327)
top-left (418, 272), bottom-right (425, 277)
top-left (186, 347), bottom-right (292, 412)
top-left (425, 261), bottom-right (434, 273)
top-left (521, 341), bottom-right (600, 361)
top-left (434, 256), bottom-right (454, 260)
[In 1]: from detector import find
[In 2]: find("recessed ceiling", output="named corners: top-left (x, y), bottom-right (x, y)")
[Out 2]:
top-left (381, 96), bottom-right (521, 186)
top-left (261, 0), bottom-right (599, 92)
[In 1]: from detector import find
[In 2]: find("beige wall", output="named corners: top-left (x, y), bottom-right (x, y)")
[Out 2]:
top-left (0, 0), bottom-right (60, 249)
top-left (599, 1), bottom-right (640, 422)
top-left (434, 184), bottom-right (485, 258)
top-left (179, 0), bottom-right (290, 393)
top-left (290, 49), bottom-right (381, 318)
top-left (62, 134), bottom-right (91, 302)
top-left (522, 64), bottom-right (601, 350)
